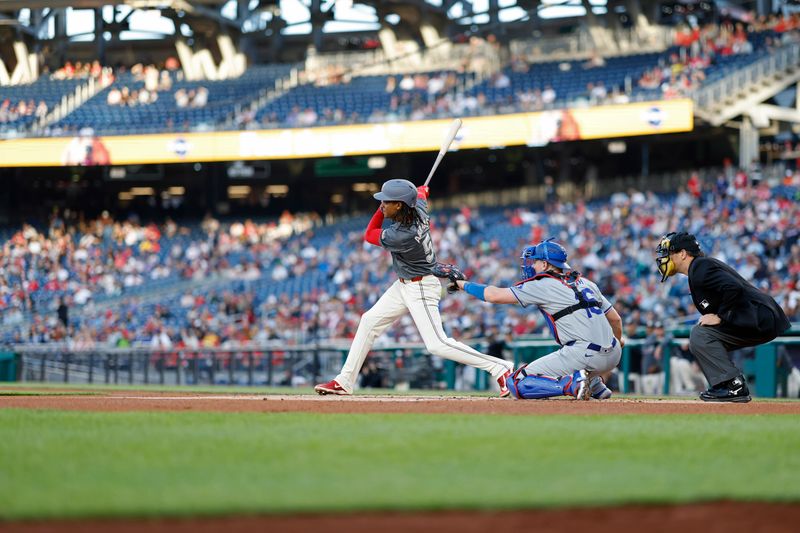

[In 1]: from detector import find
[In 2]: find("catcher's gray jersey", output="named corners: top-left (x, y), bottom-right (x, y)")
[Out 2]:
top-left (379, 198), bottom-right (436, 278)
top-left (510, 275), bottom-right (615, 346)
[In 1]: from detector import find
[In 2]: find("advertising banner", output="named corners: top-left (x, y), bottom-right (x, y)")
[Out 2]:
top-left (0, 99), bottom-right (693, 167)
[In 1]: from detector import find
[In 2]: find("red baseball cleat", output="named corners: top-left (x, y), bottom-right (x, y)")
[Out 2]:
top-left (497, 369), bottom-right (512, 398)
top-left (314, 379), bottom-right (350, 396)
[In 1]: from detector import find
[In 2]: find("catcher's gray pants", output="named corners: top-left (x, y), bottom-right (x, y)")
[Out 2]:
top-left (689, 325), bottom-right (771, 387)
top-left (521, 339), bottom-right (621, 378)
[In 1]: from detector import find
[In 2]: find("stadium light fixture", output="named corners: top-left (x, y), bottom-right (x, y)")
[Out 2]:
top-left (607, 141), bottom-right (626, 154)
top-left (367, 156), bottom-right (386, 169)
top-left (228, 185), bottom-right (252, 198)
top-left (265, 185), bottom-right (289, 195)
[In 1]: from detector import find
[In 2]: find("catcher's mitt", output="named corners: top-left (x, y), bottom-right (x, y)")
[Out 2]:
top-left (431, 262), bottom-right (466, 293)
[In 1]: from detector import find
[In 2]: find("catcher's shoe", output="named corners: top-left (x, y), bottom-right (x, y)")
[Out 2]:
top-left (589, 375), bottom-right (613, 400)
top-left (497, 369), bottom-right (512, 398)
top-left (564, 370), bottom-right (590, 400)
top-left (314, 379), bottom-right (350, 396)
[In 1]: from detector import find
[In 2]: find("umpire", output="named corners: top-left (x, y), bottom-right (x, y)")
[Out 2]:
top-left (656, 232), bottom-right (791, 402)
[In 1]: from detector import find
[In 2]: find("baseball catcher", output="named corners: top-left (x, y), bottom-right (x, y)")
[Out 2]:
top-left (450, 238), bottom-right (624, 400)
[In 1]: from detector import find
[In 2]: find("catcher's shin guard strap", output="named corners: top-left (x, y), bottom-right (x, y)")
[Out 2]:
top-left (513, 374), bottom-right (569, 399)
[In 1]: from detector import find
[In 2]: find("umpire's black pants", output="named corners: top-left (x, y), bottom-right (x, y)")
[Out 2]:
top-left (689, 325), bottom-right (772, 387)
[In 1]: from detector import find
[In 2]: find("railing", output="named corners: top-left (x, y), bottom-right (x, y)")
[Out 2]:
top-left (693, 42), bottom-right (800, 115)
top-left (509, 25), bottom-right (674, 62)
top-left (305, 42), bottom-right (489, 77)
top-left (6, 335), bottom-right (799, 397)
top-left (8, 343), bottom-right (464, 391)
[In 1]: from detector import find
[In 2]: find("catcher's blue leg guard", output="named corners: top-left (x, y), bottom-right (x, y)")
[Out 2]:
top-left (508, 369), bottom-right (576, 400)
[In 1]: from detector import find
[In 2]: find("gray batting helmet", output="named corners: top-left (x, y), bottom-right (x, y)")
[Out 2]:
top-left (373, 179), bottom-right (417, 207)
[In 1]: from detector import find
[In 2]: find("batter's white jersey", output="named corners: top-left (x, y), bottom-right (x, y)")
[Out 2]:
top-left (510, 274), bottom-right (615, 347)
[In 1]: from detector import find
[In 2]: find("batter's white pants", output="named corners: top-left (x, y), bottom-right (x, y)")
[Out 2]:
top-left (335, 275), bottom-right (513, 393)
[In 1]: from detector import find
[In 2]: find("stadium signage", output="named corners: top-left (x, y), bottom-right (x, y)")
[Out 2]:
top-left (0, 99), bottom-right (692, 167)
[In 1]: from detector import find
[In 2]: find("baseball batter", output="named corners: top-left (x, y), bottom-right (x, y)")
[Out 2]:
top-left (315, 179), bottom-right (513, 396)
top-left (452, 239), bottom-right (624, 400)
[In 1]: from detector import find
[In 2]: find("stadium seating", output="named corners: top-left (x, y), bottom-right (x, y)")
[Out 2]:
top-left (53, 65), bottom-right (293, 135)
top-left (5, 25), bottom-right (790, 136)
top-left (0, 78), bottom-right (82, 133)
top-left (254, 70), bottom-right (471, 125)
top-left (2, 174), bottom-right (797, 346)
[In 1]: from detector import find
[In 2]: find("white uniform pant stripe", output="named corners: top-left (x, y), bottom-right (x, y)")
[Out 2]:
top-left (409, 279), bottom-right (512, 371)
top-left (335, 276), bottom-right (511, 393)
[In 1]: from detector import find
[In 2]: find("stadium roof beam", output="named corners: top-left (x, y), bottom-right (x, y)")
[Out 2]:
top-left (0, 0), bottom-right (230, 8)
top-left (0, 12), bottom-right (36, 36)
top-left (183, 1), bottom-right (244, 32)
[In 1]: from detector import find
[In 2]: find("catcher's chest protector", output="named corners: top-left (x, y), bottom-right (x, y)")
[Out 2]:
top-left (524, 271), bottom-right (601, 321)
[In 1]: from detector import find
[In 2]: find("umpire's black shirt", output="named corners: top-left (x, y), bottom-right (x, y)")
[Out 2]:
top-left (687, 256), bottom-right (791, 341)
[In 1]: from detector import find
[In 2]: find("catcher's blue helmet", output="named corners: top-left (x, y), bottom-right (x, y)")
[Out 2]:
top-left (520, 238), bottom-right (571, 278)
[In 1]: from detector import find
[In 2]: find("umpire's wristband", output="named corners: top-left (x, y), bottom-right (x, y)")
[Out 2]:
top-left (463, 282), bottom-right (487, 301)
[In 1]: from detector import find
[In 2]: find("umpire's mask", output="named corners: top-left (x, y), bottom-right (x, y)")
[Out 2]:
top-left (655, 233), bottom-right (677, 282)
top-left (656, 232), bottom-right (701, 282)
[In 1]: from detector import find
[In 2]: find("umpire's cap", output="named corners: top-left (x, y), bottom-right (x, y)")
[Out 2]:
top-left (657, 232), bottom-right (702, 256)
top-left (373, 179), bottom-right (417, 207)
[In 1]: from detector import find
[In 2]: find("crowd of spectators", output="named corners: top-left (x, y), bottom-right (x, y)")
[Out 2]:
top-left (640, 15), bottom-right (800, 98)
top-left (0, 98), bottom-right (48, 124)
top-left (2, 166), bottom-right (798, 370)
top-left (48, 59), bottom-right (113, 84)
top-left (174, 86), bottom-right (208, 108)
top-left (229, 13), bottom-right (800, 131)
top-left (106, 62), bottom-right (184, 107)
top-left (0, 209), bottom-right (322, 337)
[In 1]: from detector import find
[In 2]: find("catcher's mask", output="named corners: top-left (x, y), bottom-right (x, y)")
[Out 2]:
top-left (656, 232), bottom-right (701, 282)
top-left (520, 238), bottom-right (570, 279)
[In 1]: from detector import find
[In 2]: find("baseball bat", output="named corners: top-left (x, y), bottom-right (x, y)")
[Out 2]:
top-left (423, 118), bottom-right (462, 187)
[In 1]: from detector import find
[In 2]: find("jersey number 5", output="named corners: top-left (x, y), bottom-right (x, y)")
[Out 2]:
top-left (417, 223), bottom-right (435, 263)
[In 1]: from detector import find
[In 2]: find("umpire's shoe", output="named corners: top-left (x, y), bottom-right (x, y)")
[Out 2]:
top-left (699, 375), bottom-right (751, 403)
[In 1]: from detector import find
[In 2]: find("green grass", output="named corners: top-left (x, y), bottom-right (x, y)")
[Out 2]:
top-left (1, 409), bottom-right (798, 520)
